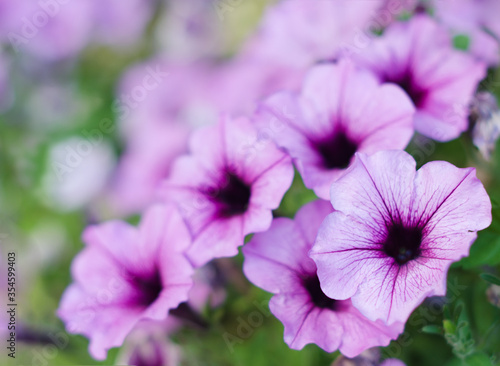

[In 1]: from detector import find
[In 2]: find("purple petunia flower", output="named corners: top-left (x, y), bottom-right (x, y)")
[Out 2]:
top-left (159, 115), bottom-right (294, 267)
top-left (243, 200), bottom-right (404, 356)
top-left (430, 0), bottom-right (500, 66)
top-left (242, 0), bottom-right (384, 69)
top-left (350, 14), bottom-right (487, 142)
top-left (117, 325), bottom-right (182, 366)
top-left (256, 59), bottom-right (415, 200)
top-left (1, 0), bottom-right (95, 61)
top-left (110, 57), bottom-right (300, 216)
top-left (57, 204), bottom-right (193, 360)
top-left (380, 359), bottom-right (406, 366)
top-left (311, 150), bottom-right (492, 325)
top-left (91, 0), bottom-right (155, 47)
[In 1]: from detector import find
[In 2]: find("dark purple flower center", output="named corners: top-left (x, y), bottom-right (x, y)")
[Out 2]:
top-left (128, 342), bottom-right (163, 366)
top-left (389, 71), bottom-right (427, 108)
top-left (211, 171), bottom-right (251, 218)
top-left (382, 222), bottom-right (423, 265)
top-left (129, 270), bottom-right (163, 307)
top-left (303, 274), bottom-right (338, 310)
top-left (314, 131), bottom-right (358, 169)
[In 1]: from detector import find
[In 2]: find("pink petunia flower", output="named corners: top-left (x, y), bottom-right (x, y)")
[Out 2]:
top-left (109, 60), bottom-right (212, 215)
top-left (159, 115), bottom-right (294, 267)
top-left (311, 150), bottom-right (492, 325)
top-left (109, 57), bottom-right (299, 216)
top-left (116, 323), bottom-right (182, 366)
top-left (91, 0), bottom-right (155, 47)
top-left (350, 14), bottom-right (487, 142)
top-left (1, 0), bottom-right (94, 61)
top-left (256, 59), bottom-right (415, 200)
top-left (243, 200), bottom-right (404, 356)
top-left (57, 204), bottom-right (194, 360)
top-left (429, 0), bottom-right (500, 66)
top-left (242, 0), bottom-right (385, 69)
top-left (380, 359), bottom-right (407, 366)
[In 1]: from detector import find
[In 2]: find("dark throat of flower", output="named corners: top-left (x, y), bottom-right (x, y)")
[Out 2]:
top-left (313, 130), bottom-right (358, 170)
top-left (302, 274), bottom-right (339, 311)
top-left (130, 269), bottom-right (163, 307)
top-left (382, 222), bottom-right (423, 266)
top-left (389, 71), bottom-right (427, 108)
top-left (211, 170), bottom-right (251, 218)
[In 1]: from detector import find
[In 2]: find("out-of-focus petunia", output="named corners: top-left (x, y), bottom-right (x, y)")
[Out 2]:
top-left (110, 56), bottom-right (301, 215)
top-left (242, 0), bottom-right (384, 69)
top-left (243, 200), bottom-right (404, 356)
top-left (311, 150), bottom-right (492, 325)
top-left (42, 137), bottom-right (116, 212)
top-left (57, 204), bottom-right (193, 360)
top-left (470, 92), bottom-right (500, 160)
top-left (116, 324), bottom-right (183, 366)
top-left (350, 14), bottom-right (487, 142)
top-left (0, 0), bottom-right (94, 61)
top-left (159, 115), bottom-right (294, 267)
top-left (429, 0), bottom-right (500, 66)
top-left (380, 359), bottom-right (407, 366)
top-left (256, 59), bottom-right (415, 199)
top-left (155, 0), bottom-right (226, 61)
top-left (109, 60), bottom-right (212, 215)
top-left (91, 0), bottom-right (155, 47)
top-left (332, 348), bottom-right (407, 366)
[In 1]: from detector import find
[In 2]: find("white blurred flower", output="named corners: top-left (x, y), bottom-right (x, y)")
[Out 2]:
top-left (41, 137), bottom-right (116, 211)
top-left (471, 92), bottom-right (500, 160)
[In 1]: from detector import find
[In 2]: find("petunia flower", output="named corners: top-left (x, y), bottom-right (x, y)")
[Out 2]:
top-left (243, 200), bottom-right (404, 356)
top-left (331, 348), bottom-right (407, 366)
top-left (91, 0), bottom-right (155, 47)
top-left (256, 59), bottom-right (415, 199)
top-left (0, 0), bottom-right (94, 61)
top-left (379, 360), bottom-right (406, 366)
top-left (350, 14), bottom-right (487, 142)
top-left (429, 0), bottom-right (500, 66)
top-left (470, 93), bottom-right (500, 161)
top-left (57, 204), bottom-right (193, 360)
top-left (116, 324), bottom-right (182, 366)
top-left (110, 57), bottom-right (300, 215)
top-left (242, 0), bottom-right (384, 69)
top-left (311, 150), bottom-right (492, 325)
top-left (159, 115), bottom-right (294, 267)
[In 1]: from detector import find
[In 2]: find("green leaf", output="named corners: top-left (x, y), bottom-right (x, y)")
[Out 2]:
top-left (459, 230), bottom-right (500, 268)
top-left (480, 273), bottom-right (500, 286)
top-left (422, 325), bottom-right (443, 335)
top-left (443, 319), bottom-right (456, 334)
top-left (464, 352), bottom-right (494, 366)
